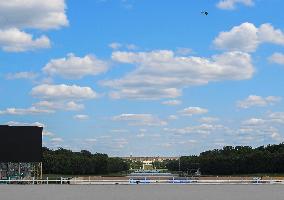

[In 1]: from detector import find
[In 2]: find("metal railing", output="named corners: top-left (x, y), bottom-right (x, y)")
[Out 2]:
top-left (0, 177), bottom-right (284, 185)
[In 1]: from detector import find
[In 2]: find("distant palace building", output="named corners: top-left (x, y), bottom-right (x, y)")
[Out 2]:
top-left (121, 156), bottom-right (179, 162)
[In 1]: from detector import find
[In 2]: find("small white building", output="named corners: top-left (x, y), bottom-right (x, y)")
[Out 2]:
top-left (142, 160), bottom-right (153, 170)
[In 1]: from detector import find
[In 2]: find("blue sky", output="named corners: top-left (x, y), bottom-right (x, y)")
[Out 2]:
top-left (1, 0), bottom-right (284, 156)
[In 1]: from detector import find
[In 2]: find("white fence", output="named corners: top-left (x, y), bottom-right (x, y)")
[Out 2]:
top-left (1, 178), bottom-right (284, 185)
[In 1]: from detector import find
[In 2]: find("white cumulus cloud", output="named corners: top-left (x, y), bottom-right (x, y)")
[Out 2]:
top-left (162, 100), bottom-right (182, 106)
top-left (0, 28), bottom-right (50, 52)
top-left (179, 107), bottom-right (208, 116)
top-left (217, 0), bottom-right (254, 10)
top-left (238, 123), bottom-right (283, 143)
top-left (214, 23), bottom-right (284, 52)
top-left (6, 71), bottom-right (38, 80)
top-left (109, 42), bottom-right (122, 49)
top-left (31, 84), bottom-right (97, 100)
top-left (0, 0), bottom-right (68, 30)
top-left (112, 113), bottom-right (167, 126)
top-left (268, 52), bottom-right (284, 65)
top-left (175, 47), bottom-right (193, 56)
top-left (242, 118), bottom-right (267, 126)
top-left (43, 53), bottom-right (108, 79)
top-left (0, 0), bottom-right (68, 52)
top-left (237, 95), bottom-right (281, 109)
top-left (199, 117), bottom-right (219, 123)
top-left (102, 50), bottom-right (254, 100)
top-left (109, 42), bottom-right (138, 50)
top-left (33, 100), bottom-right (84, 111)
top-left (165, 124), bottom-right (227, 135)
top-left (74, 114), bottom-right (89, 120)
top-left (269, 112), bottom-right (284, 124)
top-left (168, 115), bottom-right (179, 120)
top-left (0, 107), bottom-right (53, 115)
top-left (6, 121), bottom-right (44, 127)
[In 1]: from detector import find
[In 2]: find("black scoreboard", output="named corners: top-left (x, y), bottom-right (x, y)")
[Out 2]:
top-left (0, 125), bottom-right (42, 162)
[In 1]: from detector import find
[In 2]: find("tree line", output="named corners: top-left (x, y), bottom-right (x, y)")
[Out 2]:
top-left (42, 147), bottom-right (129, 175)
top-left (166, 143), bottom-right (284, 175)
top-left (43, 143), bottom-right (284, 175)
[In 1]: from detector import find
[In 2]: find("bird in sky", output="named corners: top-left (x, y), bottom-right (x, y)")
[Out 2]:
top-left (201, 11), bottom-right (208, 16)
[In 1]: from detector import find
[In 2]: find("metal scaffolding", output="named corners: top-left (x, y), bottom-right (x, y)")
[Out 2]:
top-left (0, 162), bottom-right (42, 180)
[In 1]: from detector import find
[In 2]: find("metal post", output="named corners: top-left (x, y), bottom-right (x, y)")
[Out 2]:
top-left (61, 177), bottom-right (63, 185)
top-left (18, 163), bottom-right (21, 178)
top-left (46, 177), bottom-right (48, 184)
top-left (40, 162), bottom-right (43, 180)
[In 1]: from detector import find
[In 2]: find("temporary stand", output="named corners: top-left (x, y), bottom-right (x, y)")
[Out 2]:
top-left (0, 162), bottom-right (42, 180)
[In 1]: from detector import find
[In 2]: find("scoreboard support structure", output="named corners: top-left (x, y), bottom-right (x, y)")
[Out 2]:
top-left (0, 125), bottom-right (43, 180)
top-left (33, 162), bottom-right (43, 180)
